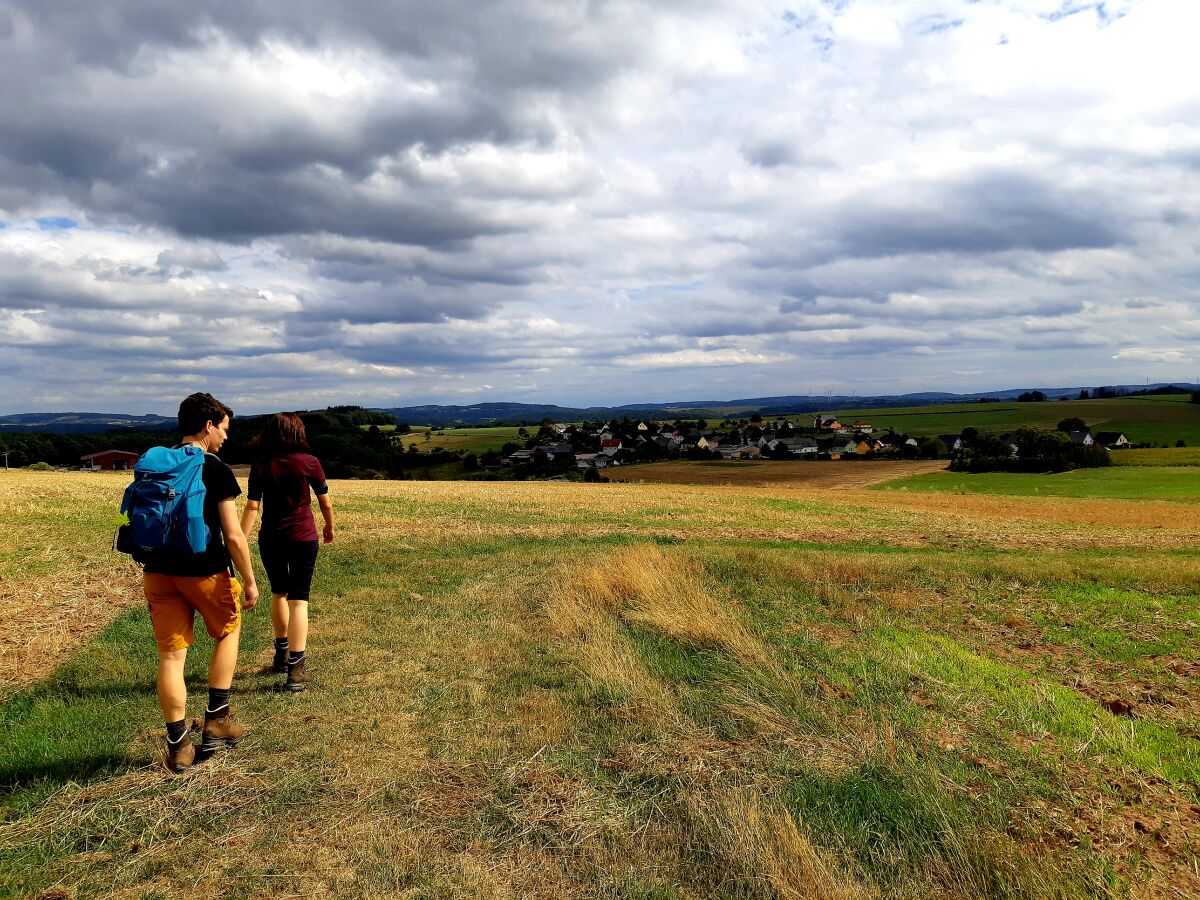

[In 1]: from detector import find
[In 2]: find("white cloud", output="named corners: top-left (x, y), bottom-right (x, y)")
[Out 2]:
top-left (1112, 348), bottom-right (1190, 363)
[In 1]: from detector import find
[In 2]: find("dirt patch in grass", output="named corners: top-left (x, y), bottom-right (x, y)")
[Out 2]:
top-left (0, 472), bottom-right (143, 694)
top-left (614, 458), bottom-right (946, 487)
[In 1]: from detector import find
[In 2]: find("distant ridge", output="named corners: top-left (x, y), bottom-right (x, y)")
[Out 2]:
top-left (3, 383), bottom-right (1194, 432)
top-left (0, 412), bottom-right (174, 434)
top-left (383, 383), bottom-right (1197, 427)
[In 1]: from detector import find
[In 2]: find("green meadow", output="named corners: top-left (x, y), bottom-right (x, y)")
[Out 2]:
top-left (371, 424), bottom-right (526, 454)
top-left (877, 466), bottom-right (1200, 500)
top-left (824, 395), bottom-right (1200, 447)
top-left (1, 470), bottom-right (1197, 898)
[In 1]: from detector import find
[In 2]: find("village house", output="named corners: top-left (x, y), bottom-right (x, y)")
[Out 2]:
top-left (1068, 430), bottom-right (1095, 446)
top-left (574, 453), bottom-right (610, 470)
top-left (1093, 431), bottom-right (1129, 448)
top-left (81, 449), bottom-right (140, 471)
top-left (813, 415), bottom-right (842, 431)
top-left (720, 445), bottom-right (762, 460)
top-left (937, 434), bottom-right (962, 453)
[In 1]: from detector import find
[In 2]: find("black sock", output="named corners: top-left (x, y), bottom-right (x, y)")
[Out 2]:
top-left (206, 687), bottom-right (231, 718)
top-left (274, 637), bottom-right (288, 652)
top-left (166, 718), bottom-right (188, 743)
top-left (287, 651), bottom-right (305, 668)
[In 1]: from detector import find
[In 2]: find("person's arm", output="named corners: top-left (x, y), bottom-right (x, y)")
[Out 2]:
top-left (241, 463), bottom-right (261, 537)
top-left (240, 499), bottom-right (260, 538)
top-left (309, 456), bottom-right (334, 544)
top-left (219, 499), bottom-right (259, 609)
top-left (317, 493), bottom-right (334, 544)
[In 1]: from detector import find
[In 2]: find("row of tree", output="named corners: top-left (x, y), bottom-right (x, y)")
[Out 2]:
top-left (951, 427), bottom-right (1110, 473)
top-left (0, 407), bottom-right (450, 480)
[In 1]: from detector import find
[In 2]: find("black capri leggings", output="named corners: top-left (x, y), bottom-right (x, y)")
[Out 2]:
top-left (259, 539), bottom-right (319, 601)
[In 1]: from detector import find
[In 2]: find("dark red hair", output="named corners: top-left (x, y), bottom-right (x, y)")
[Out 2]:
top-left (258, 412), bottom-right (309, 457)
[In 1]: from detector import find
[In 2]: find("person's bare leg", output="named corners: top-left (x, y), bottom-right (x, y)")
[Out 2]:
top-left (208, 626), bottom-right (241, 690)
top-left (287, 600), bottom-right (308, 652)
top-left (271, 594), bottom-right (289, 638)
top-left (157, 648), bottom-right (188, 722)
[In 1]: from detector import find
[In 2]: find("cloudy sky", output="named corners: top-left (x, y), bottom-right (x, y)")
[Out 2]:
top-left (1, 0), bottom-right (1197, 414)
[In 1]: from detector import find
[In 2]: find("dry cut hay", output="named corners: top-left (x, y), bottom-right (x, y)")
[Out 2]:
top-left (560, 543), bottom-right (765, 661)
top-left (686, 786), bottom-right (874, 900)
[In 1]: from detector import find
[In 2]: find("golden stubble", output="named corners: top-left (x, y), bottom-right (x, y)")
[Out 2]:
top-left (547, 543), bottom-right (872, 898)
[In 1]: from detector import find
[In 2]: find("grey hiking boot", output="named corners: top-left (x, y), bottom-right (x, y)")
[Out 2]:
top-left (199, 709), bottom-right (248, 754)
top-left (165, 726), bottom-right (196, 774)
top-left (272, 646), bottom-right (288, 674)
top-left (284, 657), bottom-right (308, 693)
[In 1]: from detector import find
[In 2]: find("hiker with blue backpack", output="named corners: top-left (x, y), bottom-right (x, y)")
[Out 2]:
top-left (118, 392), bottom-right (260, 773)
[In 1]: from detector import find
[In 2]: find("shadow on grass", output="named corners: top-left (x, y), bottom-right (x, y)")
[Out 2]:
top-left (0, 753), bottom-right (132, 793)
top-left (0, 605), bottom-right (270, 810)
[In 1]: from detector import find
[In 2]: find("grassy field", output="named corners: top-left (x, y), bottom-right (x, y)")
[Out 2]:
top-left (877, 467), bottom-right (1200, 501)
top-left (369, 425), bottom-right (526, 455)
top-left (1112, 447), bottom-right (1200, 467)
top-left (2, 470), bottom-right (1199, 898)
top-left (821, 395), bottom-right (1200, 447)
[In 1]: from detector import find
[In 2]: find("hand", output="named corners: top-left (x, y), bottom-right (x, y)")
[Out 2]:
top-left (323, 525), bottom-right (335, 545)
top-left (242, 581), bottom-right (260, 610)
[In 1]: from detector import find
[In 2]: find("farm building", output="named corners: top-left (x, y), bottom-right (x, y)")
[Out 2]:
top-left (81, 450), bottom-right (140, 471)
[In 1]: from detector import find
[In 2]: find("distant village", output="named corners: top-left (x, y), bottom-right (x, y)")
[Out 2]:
top-left (65, 412), bottom-right (1133, 479)
top-left (465, 415), bottom-right (1132, 476)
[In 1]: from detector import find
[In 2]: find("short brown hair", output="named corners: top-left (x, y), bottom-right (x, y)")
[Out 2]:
top-left (178, 392), bottom-right (233, 436)
top-left (258, 412), bottom-right (309, 457)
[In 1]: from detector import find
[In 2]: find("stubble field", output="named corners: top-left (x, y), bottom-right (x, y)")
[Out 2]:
top-left (1, 469), bottom-right (1198, 899)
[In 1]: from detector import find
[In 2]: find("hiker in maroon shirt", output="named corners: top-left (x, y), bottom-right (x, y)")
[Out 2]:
top-left (240, 413), bottom-right (335, 692)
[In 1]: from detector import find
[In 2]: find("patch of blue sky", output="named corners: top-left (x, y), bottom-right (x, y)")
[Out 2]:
top-left (1043, 2), bottom-right (1125, 25)
top-left (35, 216), bottom-right (78, 230)
top-left (915, 15), bottom-right (964, 36)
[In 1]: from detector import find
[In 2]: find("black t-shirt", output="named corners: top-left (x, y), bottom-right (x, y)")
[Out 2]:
top-left (143, 456), bottom-right (241, 577)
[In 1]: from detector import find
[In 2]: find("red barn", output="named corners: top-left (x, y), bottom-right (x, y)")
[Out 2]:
top-left (81, 450), bottom-right (140, 471)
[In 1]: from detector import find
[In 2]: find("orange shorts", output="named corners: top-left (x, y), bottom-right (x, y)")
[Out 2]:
top-left (144, 572), bottom-right (242, 653)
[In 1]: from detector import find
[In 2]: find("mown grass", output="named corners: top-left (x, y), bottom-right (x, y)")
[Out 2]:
top-left (877, 466), bottom-right (1200, 500)
top-left (1, 471), bottom-right (1197, 898)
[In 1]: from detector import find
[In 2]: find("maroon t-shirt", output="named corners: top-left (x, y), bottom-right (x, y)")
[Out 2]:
top-left (248, 453), bottom-right (329, 543)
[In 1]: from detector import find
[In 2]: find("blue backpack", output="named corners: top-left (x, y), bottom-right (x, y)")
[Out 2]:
top-left (116, 445), bottom-right (213, 562)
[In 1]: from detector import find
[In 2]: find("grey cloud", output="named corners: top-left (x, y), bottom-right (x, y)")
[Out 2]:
top-left (741, 140), bottom-right (799, 169)
top-left (284, 235), bottom-right (540, 288)
top-left (0, 1), bottom-right (631, 248)
top-left (291, 281), bottom-right (500, 327)
top-left (832, 172), bottom-right (1123, 259)
top-left (157, 246), bottom-right (228, 271)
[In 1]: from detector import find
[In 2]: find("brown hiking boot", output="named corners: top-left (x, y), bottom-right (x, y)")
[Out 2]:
top-left (199, 709), bottom-right (248, 754)
top-left (283, 657), bottom-right (308, 693)
top-left (165, 727), bottom-right (195, 774)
